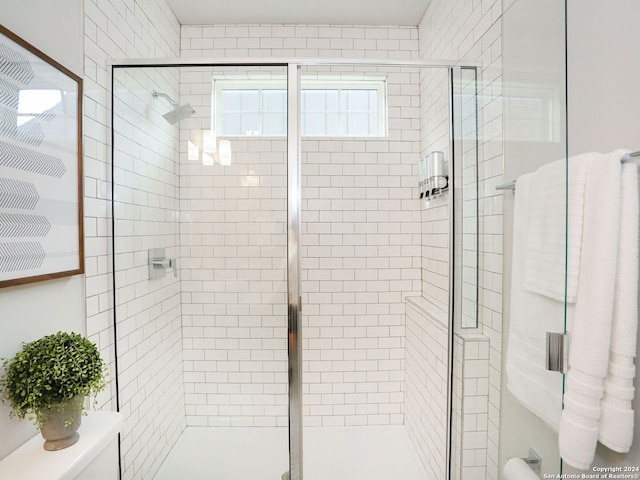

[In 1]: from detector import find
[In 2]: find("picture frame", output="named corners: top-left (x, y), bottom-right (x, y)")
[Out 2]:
top-left (0, 24), bottom-right (84, 288)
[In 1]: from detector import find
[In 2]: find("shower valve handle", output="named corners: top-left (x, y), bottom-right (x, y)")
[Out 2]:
top-left (151, 257), bottom-right (177, 277)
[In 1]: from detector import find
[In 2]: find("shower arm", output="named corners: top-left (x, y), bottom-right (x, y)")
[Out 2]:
top-left (152, 90), bottom-right (178, 108)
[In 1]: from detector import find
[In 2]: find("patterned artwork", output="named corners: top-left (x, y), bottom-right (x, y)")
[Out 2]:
top-left (0, 25), bottom-right (83, 287)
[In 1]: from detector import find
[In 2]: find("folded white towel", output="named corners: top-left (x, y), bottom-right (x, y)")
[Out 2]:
top-left (523, 153), bottom-right (595, 303)
top-left (599, 158), bottom-right (639, 452)
top-left (559, 406), bottom-right (600, 470)
top-left (506, 334), bottom-right (564, 429)
top-left (560, 151), bottom-right (622, 469)
top-left (608, 159), bottom-right (639, 360)
top-left (507, 172), bottom-right (564, 430)
top-left (599, 399), bottom-right (635, 453)
top-left (603, 367), bottom-right (636, 400)
top-left (566, 151), bottom-right (621, 374)
top-left (607, 355), bottom-right (637, 378)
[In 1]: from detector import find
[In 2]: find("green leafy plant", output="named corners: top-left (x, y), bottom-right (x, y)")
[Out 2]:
top-left (0, 331), bottom-right (107, 428)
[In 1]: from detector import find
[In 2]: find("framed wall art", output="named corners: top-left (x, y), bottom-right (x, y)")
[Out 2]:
top-left (0, 24), bottom-right (84, 288)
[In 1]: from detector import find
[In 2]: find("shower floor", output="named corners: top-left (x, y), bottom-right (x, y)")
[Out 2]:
top-left (153, 425), bottom-right (429, 480)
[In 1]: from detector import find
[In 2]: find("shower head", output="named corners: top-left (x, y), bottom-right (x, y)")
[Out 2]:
top-left (162, 103), bottom-right (196, 124)
top-left (152, 90), bottom-right (196, 124)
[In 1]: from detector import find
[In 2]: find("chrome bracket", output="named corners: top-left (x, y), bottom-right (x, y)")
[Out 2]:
top-left (523, 449), bottom-right (541, 476)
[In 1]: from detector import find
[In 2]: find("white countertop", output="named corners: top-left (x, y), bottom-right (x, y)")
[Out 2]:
top-left (0, 411), bottom-right (122, 480)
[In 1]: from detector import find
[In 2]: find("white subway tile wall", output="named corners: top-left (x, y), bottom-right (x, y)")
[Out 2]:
top-left (179, 28), bottom-right (423, 427)
top-left (300, 64), bottom-right (422, 427)
top-left (452, 335), bottom-right (465, 480)
top-left (178, 66), bottom-right (290, 427)
top-left (419, 1), bottom-right (504, 479)
top-left (459, 334), bottom-right (491, 480)
top-left (83, 1), bottom-right (183, 479)
top-left (404, 298), bottom-right (450, 478)
top-left (181, 25), bottom-right (419, 61)
top-left (419, 66), bottom-right (451, 311)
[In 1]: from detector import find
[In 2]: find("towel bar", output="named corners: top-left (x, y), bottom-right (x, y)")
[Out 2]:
top-left (623, 150), bottom-right (640, 161)
top-left (496, 180), bottom-right (516, 193)
top-left (495, 150), bottom-right (640, 195)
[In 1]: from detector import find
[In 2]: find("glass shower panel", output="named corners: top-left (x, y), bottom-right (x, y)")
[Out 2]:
top-left (112, 65), bottom-right (185, 480)
top-left (112, 65), bottom-right (290, 480)
top-left (453, 66), bottom-right (479, 331)
top-left (449, 65), bottom-right (485, 480)
top-left (499, 0), bottom-right (568, 478)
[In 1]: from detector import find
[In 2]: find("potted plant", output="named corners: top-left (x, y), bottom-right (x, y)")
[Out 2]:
top-left (0, 331), bottom-right (107, 451)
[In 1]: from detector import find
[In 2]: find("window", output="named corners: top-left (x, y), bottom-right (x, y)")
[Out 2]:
top-left (218, 82), bottom-right (287, 136)
top-left (213, 77), bottom-right (387, 137)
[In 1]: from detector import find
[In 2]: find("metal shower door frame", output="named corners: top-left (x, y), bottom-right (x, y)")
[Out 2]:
top-left (110, 57), bottom-right (467, 480)
top-left (287, 62), bottom-right (303, 480)
top-left (286, 61), bottom-right (458, 480)
top-left (282, 61), bottom-right (462, 480)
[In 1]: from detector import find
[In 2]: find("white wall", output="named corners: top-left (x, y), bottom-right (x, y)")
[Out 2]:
top-left (567, 0), bottom-right (640, 156)
top-left (0, 0), bottom-right (83, 74)
top-left (567, 0), bottom-right (640, 471)
top-left (0, 0), bottom-right (86, 461)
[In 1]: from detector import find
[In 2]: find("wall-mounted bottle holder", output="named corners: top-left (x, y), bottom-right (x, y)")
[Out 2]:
top-left (418, 150), bottom-right (449, 204)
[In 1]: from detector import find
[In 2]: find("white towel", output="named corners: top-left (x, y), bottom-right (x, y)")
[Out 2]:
top-left (507, 172), bottom-right (564, 430)
top-left (559, 151), bottom-right (622, 470)
top-left (503, 458), bottom-right (539, 480)
top-left (598, 159), bottom-right (639, 452)
top-left (523, 153), bottom-right (595, 303)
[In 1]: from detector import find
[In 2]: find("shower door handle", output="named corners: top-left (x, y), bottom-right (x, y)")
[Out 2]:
top-left (546, 332), bottom-right (568, 373)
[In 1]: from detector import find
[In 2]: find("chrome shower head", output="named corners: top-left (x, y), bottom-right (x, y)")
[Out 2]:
top-left (162, 103), bottom-right (196, 124)
top-left (152, 90), bottom-right (196, 125)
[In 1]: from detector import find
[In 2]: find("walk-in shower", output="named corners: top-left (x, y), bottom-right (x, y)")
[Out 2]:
top-left (106, 1), bottom-right (586, 479)
top-left (111, 58), bottom-right (470, 480)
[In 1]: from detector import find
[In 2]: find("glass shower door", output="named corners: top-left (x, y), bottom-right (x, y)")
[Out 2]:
top-left (112, 64), bottom-right (291, 480)
top-left (297, 62), bottom-right (437, 480)
top-left (499, 0), bottom-right (568, 477)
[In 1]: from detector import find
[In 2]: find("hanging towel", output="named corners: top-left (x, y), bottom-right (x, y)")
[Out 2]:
top-left (503, 458), bottom-right (539, 480)
top-left (523, 153), bottom-right (595, 303)
top-left (507, 172), bottom-right (564, 430)
top-left (559, 151), bottom-right (623, 470)
top-left (598, 158), bottom-right (639, 452)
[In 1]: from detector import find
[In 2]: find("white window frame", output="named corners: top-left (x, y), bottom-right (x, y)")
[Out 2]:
top-left (212, 77), bottom-right (388, 138)
top-left (213, 80), bottom-right (287, 137)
